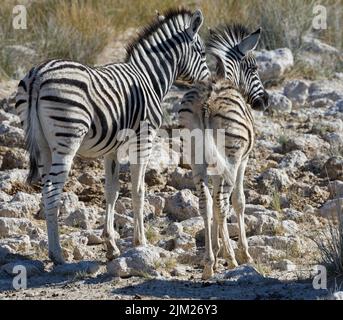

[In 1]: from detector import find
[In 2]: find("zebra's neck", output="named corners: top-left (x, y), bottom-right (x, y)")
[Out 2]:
top-left (127, 42), bottom-right (180, 102)
top-left (213, 53), bottom-right (241, 88)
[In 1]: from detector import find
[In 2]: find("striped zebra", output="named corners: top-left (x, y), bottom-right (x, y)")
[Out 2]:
top-left (15, 8), bottom-right (209, 265)
top-left (178, 24), bottom-right (269, 279)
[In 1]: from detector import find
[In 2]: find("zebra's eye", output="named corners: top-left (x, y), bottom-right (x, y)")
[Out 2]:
top-left (249, 66), bottom-right (258, 72)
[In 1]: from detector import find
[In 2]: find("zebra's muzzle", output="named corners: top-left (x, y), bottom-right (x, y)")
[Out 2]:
top-left (252, 91), bottom-right (269, 111)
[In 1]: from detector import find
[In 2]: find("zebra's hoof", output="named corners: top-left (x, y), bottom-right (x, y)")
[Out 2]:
top-left (226, 258), bottom-right (239, 269)
top-left (106, 247), bottom-right (121, 261)
top-left (133, 237), bottom-right (147, 247)
top-left (202, 265), bottom-right (214, 280)
top-left (49, 252), bottom-right (65, 265)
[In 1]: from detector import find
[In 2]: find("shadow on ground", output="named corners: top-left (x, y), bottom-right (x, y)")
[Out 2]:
top-left (0, 260), bottom-right (330, 300)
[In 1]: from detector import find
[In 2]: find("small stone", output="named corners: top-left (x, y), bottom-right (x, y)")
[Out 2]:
top-left (165, 189), bottom-right (199, 221)
top-left (282, 208), bottom-right (304, 222)
top-left (318, 198), bottom-right (343, 219)
top-left (165, 222), bottom-right (183, 236)
top-left (81, 230), bottom-right (104, 245)
top-left (147, 194), bottom-right (165, 216)
top-left (78, 172), bottom-right (100, 186)
top-left (0, 217), bottom-right (34, 237)
top-left (173, 232), bottom-right (196, 251)
top-left (283, 80), bottom-right (309, 106)
top-left (258, 168), bottom-right (292, 193)
top-left (59, 192), bottom-right (82, 217)
top-left (180, 216), bottom-right (204, 236)
top-left (273, 259), bottom-right (297, 271)
top-left (167, 167), bottom-right (195, 190)
top-left (322, 157), bottom-right (343, 180)
top-left (0, 123), bottom-right (25, 148)
top-left (64, 207), bottom-right (99, 230)
top-left (1, 148), bottom-right (29, 170)
top-left (107, 245), bottom-right (162, 278)
top-left (281, 220), bottom-right (299, 234)
top-left (284, 134), bottom-right (330, 157)
top-left (278, 150), bottom-right (308, 173)
top-left (217, 265), bottom-right (265, 283)
top-left (255, 48), bottom-right (294, 82)
top-left (268, 92), bottom-right (292, 114)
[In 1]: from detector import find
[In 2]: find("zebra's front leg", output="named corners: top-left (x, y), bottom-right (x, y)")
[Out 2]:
top-left (130, 162), bottom-right (148, 246)
top-left (232, 158), bottom-right (253, 264)
top-left (103, 153), bottom-right (121, 260)
top-left (193, 165), bottom-right (215, 280)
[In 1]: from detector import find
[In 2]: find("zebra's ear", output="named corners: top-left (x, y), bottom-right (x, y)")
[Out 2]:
top-left (155, 10), bottom-right (165, 22)
top-left (187, 9), bottom-right (204, 38)
top-left (237, 27), bottom-right (261, 55)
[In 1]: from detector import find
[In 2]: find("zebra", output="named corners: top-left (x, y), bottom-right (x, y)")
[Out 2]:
top-left (178, 24), bottom-right (269, 279)
top-left (15, 8), bottom-right (210, 265)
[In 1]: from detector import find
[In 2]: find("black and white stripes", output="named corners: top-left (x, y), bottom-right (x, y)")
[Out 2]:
top-left (15, 8), bottom-right (209, 264)
top-left (178, 24), bottom-right (269, 279)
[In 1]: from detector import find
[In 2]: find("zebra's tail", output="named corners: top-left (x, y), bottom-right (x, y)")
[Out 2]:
top-left (203, 120), bottom-right (234, 186)
top-left (16, 69), bottom-right (41, 184)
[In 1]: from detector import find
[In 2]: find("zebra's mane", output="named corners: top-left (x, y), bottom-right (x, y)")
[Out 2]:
top-left (125, 7), bottom-right (192, 61)
top-left (207, 24), bottom-right (250, 52)
top-left (207, 24), bottom-right (252, 79)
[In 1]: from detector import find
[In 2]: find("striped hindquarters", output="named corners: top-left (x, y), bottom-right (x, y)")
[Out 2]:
top-left (178, 80), bottom-right (255, 164)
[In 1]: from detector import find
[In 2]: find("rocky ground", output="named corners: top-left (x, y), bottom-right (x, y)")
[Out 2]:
top-left (0, 30), bottom-right (342, 300)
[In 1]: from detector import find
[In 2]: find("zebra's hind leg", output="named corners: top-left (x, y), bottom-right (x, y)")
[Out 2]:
top-left (214, 177), bottom-right (238, 269)
top-left (103, 153), bottom-right (120, 260)
top-left (193, 164), bottom-right (215, 280)
top-left (211, 176), bottom-right (221, 271)
top-left (37, 147), bottom-right (52, 218)
top-left (43, 151), bottom-right (75, 265)
top-left (232, 158), bottom-right (253, 264)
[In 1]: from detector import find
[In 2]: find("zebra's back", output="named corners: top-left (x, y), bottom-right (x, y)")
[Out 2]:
top-left (178, 79), bottom-right (255, 163)
top-left (16, 59), bottom-right (158, 159)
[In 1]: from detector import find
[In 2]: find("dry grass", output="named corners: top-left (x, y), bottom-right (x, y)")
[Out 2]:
top-left (312, 199), bottom-right (343, 276)
top-left (0, 0), bottom-right (341, 79)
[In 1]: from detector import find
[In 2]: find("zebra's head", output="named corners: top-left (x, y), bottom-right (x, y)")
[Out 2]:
top-left (240, 53), bottom-right (269, 111)
top-left (207, 24), bottom-right (269, 111)
top-left (177, 9), bottom-right (210, 83)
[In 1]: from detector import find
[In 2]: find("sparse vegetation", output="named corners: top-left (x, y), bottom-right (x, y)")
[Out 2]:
top-left (278, 134), bottom-right (289, 153)
top-left (272, 191), bottom-right (282, 213)
top-left (312, 201), bottom-right (343, 276)
top-left (0, 0), bottom-right (341, 79)
top-left (146, 224), bottom-right (161, 244)
top-left (254, 259), bottom-right (272, 276)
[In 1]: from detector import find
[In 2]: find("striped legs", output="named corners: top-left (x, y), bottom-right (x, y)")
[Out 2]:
top-left (212, 177), bottom-right (238, 269)
top-left (42, 151), bottom-right (75, 264)
top-left (130, 163), bottom-right (148, 246)
top-left (193, 164), bottom-right (215, 280)
top-left (103, 153), bottom-right (120, 260)
top-left (232, 158), bottom-right (253, 264)
top-left (129, 123), bottom-right (156, 247)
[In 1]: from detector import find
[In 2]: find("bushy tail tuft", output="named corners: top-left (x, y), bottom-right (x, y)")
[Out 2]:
top-left (19, 73), bottom-right (41, 184)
